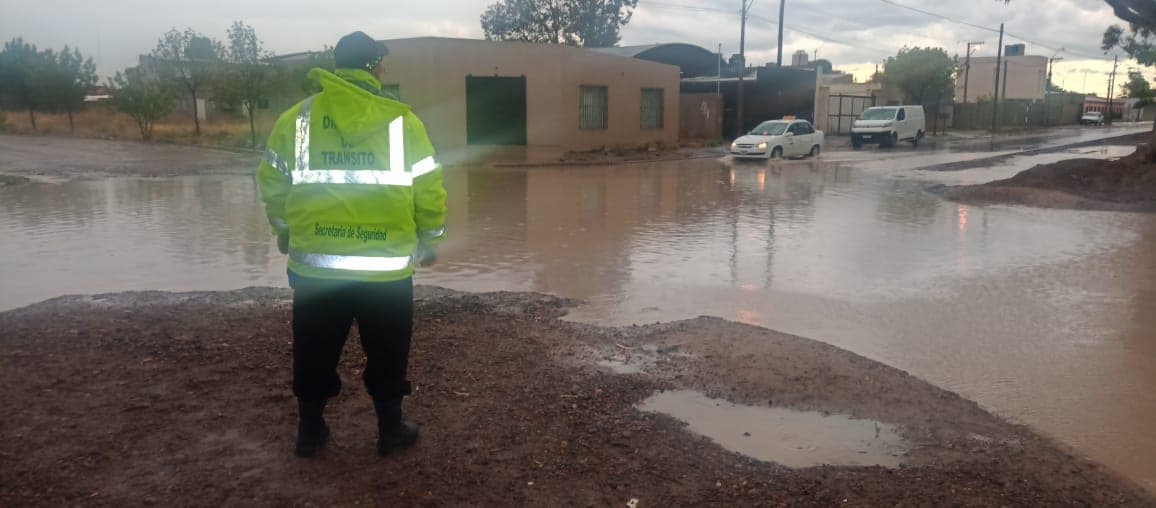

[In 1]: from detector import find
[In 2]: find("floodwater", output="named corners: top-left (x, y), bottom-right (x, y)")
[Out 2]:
top-left (638, 390), bottom-right (908, 468)
top-left (1, 137), bottom-right (1155, 492)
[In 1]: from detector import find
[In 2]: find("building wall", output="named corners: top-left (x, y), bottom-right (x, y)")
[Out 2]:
top-left (956, 55), bottom-right (1047, 103)
top-left (379, 38), bottom-right (679, 153)
top-left (679, 93), bottom-right (723, 140)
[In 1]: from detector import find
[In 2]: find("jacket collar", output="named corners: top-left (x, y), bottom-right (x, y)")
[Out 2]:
top-left (334, 68), bottom-right (383, 94)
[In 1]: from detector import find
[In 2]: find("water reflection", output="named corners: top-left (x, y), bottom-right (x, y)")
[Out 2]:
top-left (0, 155), bottom-right (1154, 491)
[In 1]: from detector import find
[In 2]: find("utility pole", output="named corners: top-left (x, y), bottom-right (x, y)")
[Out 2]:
top-left (737, 0), bottom-right (749, 137)
top-left (717, 43), bottom-right (722, 96)
top-left (1107, 54), bottom-right (1119, 125)
top-left (1046, 54), bottom-right (1063, 126)
top-left (963, 41), bottom-right (984, 104)
top-left (992, 23), bottom-right (1004, 132)
top-left (776, 0), bottom-right (786, 67)
top-left (1002, 61), bottom-right (1009, 100)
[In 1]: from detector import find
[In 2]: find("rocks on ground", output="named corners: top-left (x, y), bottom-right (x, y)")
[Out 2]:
top-left (0, 288), bottom-right (1150, 506)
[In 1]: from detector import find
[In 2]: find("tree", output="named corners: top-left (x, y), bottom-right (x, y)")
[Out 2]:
top-left (1103, 0), bottom-right (1156, 146)
top-left (813, 59), bottom-right (834, 74)
top-left (29, 46), bottom-right (97, 132)
top-left (1123, 70), bottom-right (1154, 104)
top-left (108, 70), bottom-right (177, 141)
top-left (214, 21), bottom-right (274, 147)
top-left (152, 28), bottom-right (222, 135)
top-left (0, 38), bottom-right (43, 129)
top-left (480, 0), bottom-right (639, 47)
top-left (882, 47), bottom-right (956, 105)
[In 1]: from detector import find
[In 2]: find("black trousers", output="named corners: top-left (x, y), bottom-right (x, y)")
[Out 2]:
top-left (291, 274), bottom-right (414, 401)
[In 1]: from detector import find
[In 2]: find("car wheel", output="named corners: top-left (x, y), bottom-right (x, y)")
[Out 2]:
top-left (770, 147), bottom-right (784, 160)
top-left (809, 145), bottom-right (821, 157)
top-left (851, 136), bottom-right (862, 150)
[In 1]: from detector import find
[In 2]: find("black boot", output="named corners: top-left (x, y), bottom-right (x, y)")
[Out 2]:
top-left (295, 398), bottom-right (330, 458)
top-left (373, 396), bottom-right (419, 456)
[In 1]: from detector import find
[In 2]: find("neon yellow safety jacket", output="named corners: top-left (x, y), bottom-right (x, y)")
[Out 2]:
top-left (257, 67), bottom-right (447, 283)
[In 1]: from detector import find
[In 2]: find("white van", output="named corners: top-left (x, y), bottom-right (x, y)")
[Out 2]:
top-left (851, 106), bottom-right (926, 149)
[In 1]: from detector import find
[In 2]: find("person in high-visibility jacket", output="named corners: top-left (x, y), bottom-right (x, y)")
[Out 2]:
top-left (256, 31), bottom-right (446, 458)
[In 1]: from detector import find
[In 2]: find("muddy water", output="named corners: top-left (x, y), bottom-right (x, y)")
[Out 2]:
top-left (1, 147), bottom-right (1154, 492)
top-left (638, 390), bottom-right (908, 468)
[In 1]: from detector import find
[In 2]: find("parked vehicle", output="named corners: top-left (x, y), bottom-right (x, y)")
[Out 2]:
top-left (851, 106), bottom-right (926, 149)
top-left (1080, 111), bottom-right (1104, 126)
top-left (730, 119), bottom-right (825, 160)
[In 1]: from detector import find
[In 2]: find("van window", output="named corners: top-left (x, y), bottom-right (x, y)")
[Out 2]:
top-left (859, 108), bottom-right (897, 121)
top-left (897, 109), bottom-right (907, 121)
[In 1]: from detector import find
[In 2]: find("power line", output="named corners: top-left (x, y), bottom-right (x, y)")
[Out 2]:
top-left (643, 1), bottom-right (736, 14)
top-left (873, 0), bottom-right (1112, 62)
top-left (747, 13), bottom-right (892, 56)
top-left (876, 0), bottom-right (994, 33)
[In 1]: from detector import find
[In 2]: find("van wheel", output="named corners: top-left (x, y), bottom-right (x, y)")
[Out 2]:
top-left (770, 147), bottom-right (784, 159)
top-left (809, 145), bottom-right (821, 157)
top-left (911, 131), bottom-right (923, 147)
top-left (888, 132), bottom-right (899, 148)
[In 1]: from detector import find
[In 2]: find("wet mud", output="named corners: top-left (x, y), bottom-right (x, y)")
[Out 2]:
top-left (934, 141), bottom-right (1156, 212)
top-left (1, 288), bottom-right (1150, 505)
top-left (914, 131), bottom-right (1150, 172)
top-left (0, 134), bottom-right (256, 179)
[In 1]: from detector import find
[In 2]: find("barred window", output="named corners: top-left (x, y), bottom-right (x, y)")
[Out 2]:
top-left (580, 86), bottom-right (608, 130)
top-left (641, 88), bottom-right (664, 129)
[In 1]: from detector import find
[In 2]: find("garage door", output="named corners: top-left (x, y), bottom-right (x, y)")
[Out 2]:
top-left (466, 76), bottom-right (528, 146)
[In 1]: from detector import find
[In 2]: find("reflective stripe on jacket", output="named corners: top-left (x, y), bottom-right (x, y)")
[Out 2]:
top-left (257, 67), bottom-right (447, 283)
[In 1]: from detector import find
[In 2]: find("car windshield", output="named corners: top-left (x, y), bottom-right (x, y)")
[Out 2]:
top-left (859, 108), bottom-right (898, 121)
top-left (749, 122), bottom-right (789, 136)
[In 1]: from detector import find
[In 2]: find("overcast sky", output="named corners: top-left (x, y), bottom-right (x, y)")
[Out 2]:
top-left (0, 0), bottom-right (1145, 95)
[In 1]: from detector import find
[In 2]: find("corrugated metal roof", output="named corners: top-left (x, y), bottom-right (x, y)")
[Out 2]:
top-left (590, 45), bottom-right (664, 58)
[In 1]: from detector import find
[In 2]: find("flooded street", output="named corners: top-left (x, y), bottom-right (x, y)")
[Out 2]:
top-left (1, 130), bottom-right (1154, 492)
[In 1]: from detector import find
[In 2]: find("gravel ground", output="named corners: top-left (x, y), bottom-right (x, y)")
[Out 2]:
top-left (1, 287), bottom-right (1151, 506)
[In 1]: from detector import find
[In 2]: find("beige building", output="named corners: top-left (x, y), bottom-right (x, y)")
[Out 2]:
top-left (353, 37), bottom-right (679, 161)
top-left (956, 55), bottom-right (1048, 102)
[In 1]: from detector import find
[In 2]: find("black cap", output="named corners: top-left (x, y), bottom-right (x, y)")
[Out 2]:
top-left (334, 31), bottom-right (389, 71)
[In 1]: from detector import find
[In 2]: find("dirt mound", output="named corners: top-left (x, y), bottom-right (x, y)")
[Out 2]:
top-left (1, 288), bottom-right (1150, 505)
top-left (935, 144), bottom-right (1156, 212)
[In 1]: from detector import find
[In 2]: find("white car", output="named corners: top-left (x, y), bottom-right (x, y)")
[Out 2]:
top-left (851, 105), bottom-right (926, 149)
top-left (1080, 111), bottom-right (1104, 126)
top-left (730, 119), bottom-right (825, 160)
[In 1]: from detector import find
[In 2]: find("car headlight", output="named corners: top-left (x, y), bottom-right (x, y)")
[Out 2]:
top-left (731, 142), bottom-right (738, 150)
top-left (757, 142), bottom-right (768, 150)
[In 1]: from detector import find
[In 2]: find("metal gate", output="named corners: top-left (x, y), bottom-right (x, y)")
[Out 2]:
top-left (826, 94), bottom-right (875, 135)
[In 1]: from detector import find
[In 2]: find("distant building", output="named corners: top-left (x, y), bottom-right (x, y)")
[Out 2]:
top-left (592, 44), bottom-right (722, 78)
top-left (1083, 95), bottom-right (1126, 116)
top-left (956, 55), bottom-right (1047, 103)
top-left (791, 50), bottom-right (809, 67)
top-left (1004, 44), bottom-right (1026, 57)
top-left (275, 38), bottom-right (679, 156)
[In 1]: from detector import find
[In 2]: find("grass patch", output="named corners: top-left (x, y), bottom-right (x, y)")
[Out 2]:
top-left (1, 106), bottom-right (277, 150)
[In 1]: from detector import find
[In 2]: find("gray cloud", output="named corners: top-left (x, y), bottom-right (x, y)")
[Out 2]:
top-left (0, 0), bottom-right (1141, 93)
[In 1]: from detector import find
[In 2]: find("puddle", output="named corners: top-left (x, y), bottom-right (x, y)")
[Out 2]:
top-left (915, 145), bottom-right (1139, 186)
top-left (597, 359), bottom-right (645, 375)
top-left (638, 390), bottom-right (909, 468)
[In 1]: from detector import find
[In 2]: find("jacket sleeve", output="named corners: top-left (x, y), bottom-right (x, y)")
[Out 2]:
top-left (256, 111), bottom-right (296, 236)
top-left (406, 113), bottom-right (447, 246)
